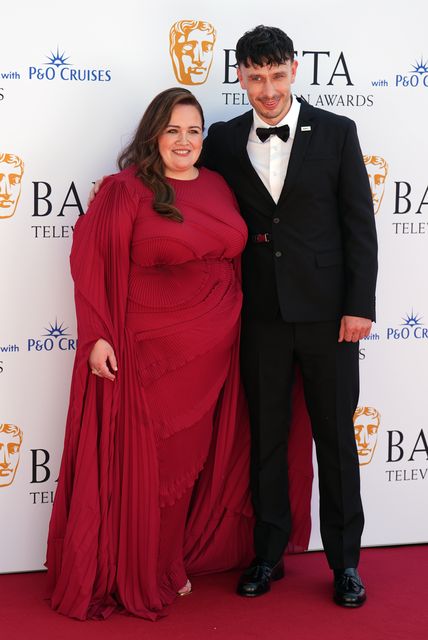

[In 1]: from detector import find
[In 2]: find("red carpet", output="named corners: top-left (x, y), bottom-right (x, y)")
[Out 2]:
top-left (0, 546), bottom-right (426, 640)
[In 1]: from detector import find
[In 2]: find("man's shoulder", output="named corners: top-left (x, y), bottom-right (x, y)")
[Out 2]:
top-left (208, 110), bottom-right (252, 136)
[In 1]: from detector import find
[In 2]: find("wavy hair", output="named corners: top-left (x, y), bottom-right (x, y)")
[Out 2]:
top-left (118, 88), bottom-right (204, 222)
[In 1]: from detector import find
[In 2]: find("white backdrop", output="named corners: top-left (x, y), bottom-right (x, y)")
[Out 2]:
top-left (1, 0), bottom-right (427, 572)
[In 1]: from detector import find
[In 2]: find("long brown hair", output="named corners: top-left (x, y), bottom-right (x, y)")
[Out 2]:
top-left (118, 88), bottom-right (204, 222)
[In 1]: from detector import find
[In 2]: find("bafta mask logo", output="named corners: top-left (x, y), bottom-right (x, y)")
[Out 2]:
top-left (0, 153), bottom-right (24, 219)
top-left (0, 423), bottom-right (23, 487)
top-left (353, 407), bottom-right (380, 466)
top-left (364, 155), bottom-right (388, 215)
top-left (169, 20), bottom-right (217, 85)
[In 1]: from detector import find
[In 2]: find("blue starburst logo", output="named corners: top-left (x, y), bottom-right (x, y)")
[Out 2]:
top-left (401, 310), bottom-right (423, 327)
top-left (410, 57), bottom-right (428, 75)
top-left (42, 319), bottom-right (70, 338)
top-left (44, 47), bottom-right (71, 67)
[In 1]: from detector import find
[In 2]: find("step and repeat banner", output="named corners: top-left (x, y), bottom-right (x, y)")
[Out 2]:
top-left (1, 0), bottom-right (427, 571)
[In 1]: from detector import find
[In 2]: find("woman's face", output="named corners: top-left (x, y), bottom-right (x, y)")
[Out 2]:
top-left (158, 104), bottom-right (203, 179)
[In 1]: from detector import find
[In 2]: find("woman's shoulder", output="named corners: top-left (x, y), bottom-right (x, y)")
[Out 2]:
top-left (198, 167), bottom-right (237, 204)
top-left (106, 166), bottom-right (151, 199)
top-left (198, 167), bottom-right (232, 191)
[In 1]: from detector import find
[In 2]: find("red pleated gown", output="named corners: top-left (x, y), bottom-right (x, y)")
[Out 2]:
top-left (46, 167), bottom-right (313, 620)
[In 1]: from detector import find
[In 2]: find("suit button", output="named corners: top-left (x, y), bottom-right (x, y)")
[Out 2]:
top-left (273, 217), bottom-right (280, 224)
top-left (275, 251), bottom-right (282, 258)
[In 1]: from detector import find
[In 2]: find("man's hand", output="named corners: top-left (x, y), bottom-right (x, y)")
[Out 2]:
top-left (87, 176), bottom-right (107, 207)
top-left (338, 316), bottom-right (372, 343)
top-left (88, 338), bottom-right (118, 381)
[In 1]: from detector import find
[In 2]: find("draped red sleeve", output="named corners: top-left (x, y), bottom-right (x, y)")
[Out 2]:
top-left (45, 176), bottom-right (165, 620)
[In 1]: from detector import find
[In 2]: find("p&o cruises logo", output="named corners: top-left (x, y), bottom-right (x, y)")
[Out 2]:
top-left (386, 310), bottom-right (427, 340)
top-left (27, 319), bottom-right (77, 352)
top-left (29, 47), bottom-right (111, 82)
top-left (395, 57), bottom-right (428, 89)
top-left (371, 56), bottom-right (428, 90)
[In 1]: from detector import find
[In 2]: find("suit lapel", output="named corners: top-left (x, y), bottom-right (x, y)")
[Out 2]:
top-left (233, 111), bottom-right (277, 209)
top-left (277, 99), bottom-right (316, 207)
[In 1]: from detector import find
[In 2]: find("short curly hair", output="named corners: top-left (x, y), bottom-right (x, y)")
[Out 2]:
top-left (236, 25), bottom-right (294, 67)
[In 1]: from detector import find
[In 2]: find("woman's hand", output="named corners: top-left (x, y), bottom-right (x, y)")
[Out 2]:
top-left (87, 176), bottom-right (106, 206)
top-left (88, 338), bottom-right (118, 381)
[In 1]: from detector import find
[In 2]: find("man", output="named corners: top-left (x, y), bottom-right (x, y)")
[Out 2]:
top-left (203, 26), bottom-right (377, 607)
top-left (169, 20), bottom-right (216, 86)
top-left (363, 155), bottom-right (388, 214)
top-left (0, 153), bottom-right (24, 219)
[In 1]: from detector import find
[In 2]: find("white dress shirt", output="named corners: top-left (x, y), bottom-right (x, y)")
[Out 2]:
top-left (247, 95), bottom-right (301, 203)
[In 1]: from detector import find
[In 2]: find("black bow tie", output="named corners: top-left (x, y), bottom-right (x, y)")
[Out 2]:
top-left (256, 124), bottom-right (290, 143)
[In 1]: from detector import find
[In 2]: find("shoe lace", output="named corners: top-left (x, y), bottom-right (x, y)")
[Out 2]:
top-left (336, 574), bottom-right (362, 593)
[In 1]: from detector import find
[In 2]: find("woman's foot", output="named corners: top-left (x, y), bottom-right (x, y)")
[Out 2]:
top-left (177, 579), bottom-right (192, 596)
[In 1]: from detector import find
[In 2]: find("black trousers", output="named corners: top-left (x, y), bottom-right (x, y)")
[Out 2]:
top-left (240, 316), bottom-right (364, 570)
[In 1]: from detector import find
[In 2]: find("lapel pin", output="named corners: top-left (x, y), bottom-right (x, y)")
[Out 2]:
top-left (301, 126), bottom-right (311, 131)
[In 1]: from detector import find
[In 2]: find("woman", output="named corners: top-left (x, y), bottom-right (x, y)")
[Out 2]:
top-left (46, 88), bottom-right (313, 621)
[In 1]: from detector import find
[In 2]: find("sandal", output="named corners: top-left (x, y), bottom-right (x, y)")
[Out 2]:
top-left (177, 579), bottom-right (192, 596)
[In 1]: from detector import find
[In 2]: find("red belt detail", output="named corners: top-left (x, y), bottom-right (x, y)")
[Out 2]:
top-left (252, 233), bottom-right (271, 244)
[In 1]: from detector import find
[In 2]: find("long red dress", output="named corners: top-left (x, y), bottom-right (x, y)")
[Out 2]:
top-left (46, 166), bottom-right (313, 620)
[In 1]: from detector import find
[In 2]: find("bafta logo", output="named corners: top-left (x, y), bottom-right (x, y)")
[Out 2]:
top-left (0, 423), bottom-right (23, 487)
top-left (353, 407), bottom-right (380, 466)
top-left (169, 20), bottom-right (217, 85)
top-left (0, 153), bottom-right (24, 219)
top-left (364, 155), bottom-right (388, 215)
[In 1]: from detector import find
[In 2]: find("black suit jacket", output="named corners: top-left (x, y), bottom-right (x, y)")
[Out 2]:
top-left (202, 98), bottom-right (378, 323)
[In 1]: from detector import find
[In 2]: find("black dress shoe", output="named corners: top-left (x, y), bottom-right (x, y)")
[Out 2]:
top-left (237, 559), bottom-right (284, 597)
top-left (333, 568), bottom-right (366, 607)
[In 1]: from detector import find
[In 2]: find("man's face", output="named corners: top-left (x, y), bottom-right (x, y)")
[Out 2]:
top-left (354, 412), bottom-right (380, 465)
top-left (237, 60), bottom-right (298, 125)
top-left (171, 27), bottom-right (215, 85)
top-left (365, 162), bottom-right (387, 214)
top-left (0, 160), bottom-right (23, 218)
top-left (0, 431), bottom-right (21, 487)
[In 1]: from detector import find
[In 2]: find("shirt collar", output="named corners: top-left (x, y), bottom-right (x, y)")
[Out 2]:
top-left (251, 95), bottom-right (301, 142)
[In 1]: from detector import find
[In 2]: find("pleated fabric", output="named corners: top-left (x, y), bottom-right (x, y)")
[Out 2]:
top-left (45, 167), bottom-right (313, 620)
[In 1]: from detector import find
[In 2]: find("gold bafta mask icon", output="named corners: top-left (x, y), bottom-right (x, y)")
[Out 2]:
top-left (353, 407), bottom-right (380, 466)
top-left (169, 20), bottom-right (217, 85)
top-left (363, 155), bottom-right (388, 215)
top-left (0, 423), bottom-right (23, 487)
top-left (0, 153), bottom-right (24, 219)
